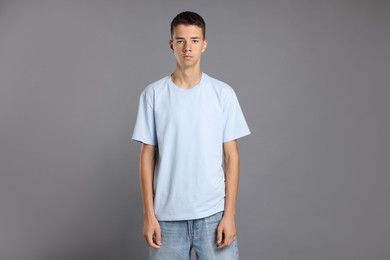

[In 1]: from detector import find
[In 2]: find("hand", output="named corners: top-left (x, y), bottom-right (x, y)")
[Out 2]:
top-left (143, 215), bottom-right (162, 249)
top-left (216, 214), bottom-right (237, 249)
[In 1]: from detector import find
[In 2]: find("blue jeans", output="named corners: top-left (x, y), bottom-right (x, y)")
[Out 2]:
top-left (149, 211), bottom-right (239, 260)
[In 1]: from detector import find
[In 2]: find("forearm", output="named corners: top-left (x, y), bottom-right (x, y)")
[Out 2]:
top-left (217, 140), bottom-right (240, 248)
top-left (223, 142), bottom-right (240, 218)
top-left (139, 143), bottom-right (162, 248)
top-left (139, 144), bottom-right (156, 218)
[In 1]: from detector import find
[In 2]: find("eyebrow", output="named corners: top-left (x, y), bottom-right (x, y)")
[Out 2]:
top-left (174, 37), bottom-right (201, 40)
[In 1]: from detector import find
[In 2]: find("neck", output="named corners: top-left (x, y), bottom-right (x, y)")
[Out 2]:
top-left (171, 66), bottom-right (202, 89)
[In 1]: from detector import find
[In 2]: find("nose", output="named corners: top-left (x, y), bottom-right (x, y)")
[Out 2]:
top-left (184, 42), bottom-right (191, 52)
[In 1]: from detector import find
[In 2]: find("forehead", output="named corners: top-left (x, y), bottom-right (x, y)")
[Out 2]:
top-left (172, 24), bottom-right (203, 38)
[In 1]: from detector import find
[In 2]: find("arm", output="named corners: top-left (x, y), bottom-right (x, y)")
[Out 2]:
top-left (217, 139), bottom-right (240, 249)
top-left (139, 143), bottom-right (161, 248)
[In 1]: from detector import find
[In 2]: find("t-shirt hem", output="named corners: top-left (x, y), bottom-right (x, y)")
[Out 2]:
top-left (155, 207), bottom-right (225, 221)
top-left (131, 137), bottom-right (156, 146)
top-left (223, 130), bottom-right (251, 143)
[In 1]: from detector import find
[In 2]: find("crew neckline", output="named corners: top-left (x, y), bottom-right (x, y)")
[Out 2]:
top-left (168, 73), bottom-right (206, 91)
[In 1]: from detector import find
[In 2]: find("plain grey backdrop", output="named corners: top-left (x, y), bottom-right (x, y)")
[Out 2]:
top-left (0, 0), bottom-right (389, 259)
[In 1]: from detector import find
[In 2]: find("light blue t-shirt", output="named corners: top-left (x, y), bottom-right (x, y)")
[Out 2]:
top-left (132, 73), bottom-right (250, 221)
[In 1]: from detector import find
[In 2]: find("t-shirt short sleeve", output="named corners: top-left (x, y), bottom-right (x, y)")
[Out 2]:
top-left (132, 92), bottom-right (157, 145)
top-left (223, 88), bottom-right (251, 143)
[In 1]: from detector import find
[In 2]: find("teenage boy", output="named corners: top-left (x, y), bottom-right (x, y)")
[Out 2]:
top-left (132, 11), bottom-right (250, 260)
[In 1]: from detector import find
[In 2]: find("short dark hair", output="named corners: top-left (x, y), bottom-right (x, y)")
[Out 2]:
top-left (170, 11), bottom-right (206, 39)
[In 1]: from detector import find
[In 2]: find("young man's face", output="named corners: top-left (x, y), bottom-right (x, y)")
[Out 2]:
top-left (170, 24), bottom-right (207, 69)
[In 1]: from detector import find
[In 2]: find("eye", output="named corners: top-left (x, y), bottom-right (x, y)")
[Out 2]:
top-left (192, 39), bottom-right (199, 43)
top-left (176, 40), bottom-right (184, 44)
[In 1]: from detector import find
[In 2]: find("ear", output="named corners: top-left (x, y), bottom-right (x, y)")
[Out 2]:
top-left (169, 39), bottom-right (174, 52)
top-left (202, 39), bottom-right (208, 53)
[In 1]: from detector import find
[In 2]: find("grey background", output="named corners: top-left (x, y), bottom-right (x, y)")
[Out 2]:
top-left (0, 0), bottom-right (389, 259)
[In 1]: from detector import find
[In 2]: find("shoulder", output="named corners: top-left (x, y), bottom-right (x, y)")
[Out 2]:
top-left (138, 76), bottom-right (170, 107)
top-left (204, 73), bottom-right (236, 99)
top-left (141, 76), bottom-right (169, 96)
top-left (205, 73), bottom-right (231, 90)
